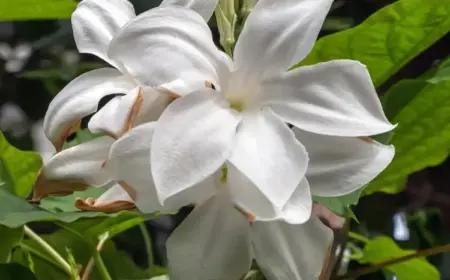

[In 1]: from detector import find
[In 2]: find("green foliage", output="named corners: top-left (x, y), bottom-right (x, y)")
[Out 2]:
top-left (364, 60), bottom-right (450, 194)
top-left (360, 236), bottom-right (439, 280)
top-left (313, 189), bottom-right (362, 218)
top-left (16, 224), bottom-right (154, 280)
top-left (0, 0), bottom-right (77, 20)
top-left (0, 226), bottom-right (23, 262)
top-left (0, 187), bottom-right (156, 228)
top-left (296, 0), bottom-right (450, 87)
top-left (0, 132), bottom-right (42, 198)
top-left (0, 263), bottom-right (37, 280)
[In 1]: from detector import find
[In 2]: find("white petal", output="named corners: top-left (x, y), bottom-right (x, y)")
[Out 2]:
top-left (227, 164), bottom-right (312, 224)
top-left (43, 136), bottom-right (115, 186)
top-left (281, 177), bottom-right (312, 224)
top-left (96, 184), bottom-right (133, 203)
top-left (44, 68), bottom-right (136, 147)
top-left (160, 0), bottom-right (219, 21)
top-left (108, 6), bottom-right (230, 92)
top-left (166, 193), bottom-right (253, 280)
top-left (263, 60), bottom-right (396, 136)
top-left (151, 90), bottom-right (240, 205)
top-left (226, 162), bottom-right (279, 221)
top-left (88, 87), bottom-right (140, 138)
top-left (294, 128), bottom-right (395, 196)
top-left (233, 0), bottom-right (333, 78)
top-left (105, 123), bottom-right (161, 213)
top-left (135, 87), bottom-right (172, 124)
top-left (251, 215), bottom-right (333, 280)
top-left (228, 108), bottom-right (308, 208)
top-left (71, 0), bottom-right (135, 69)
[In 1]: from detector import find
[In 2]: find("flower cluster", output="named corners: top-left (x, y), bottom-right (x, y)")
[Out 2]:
top-left (33, 0), bottom-right (395, 279)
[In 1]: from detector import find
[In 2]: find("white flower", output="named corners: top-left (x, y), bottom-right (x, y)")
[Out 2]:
top-left (43, 0), bottom-right (219, 152)
top-left (107, 0), bottom-right (395, 222)
top-left (166, 190), bottom-right (334, 280)
top-left (35, 0), bottom-right (219, 201)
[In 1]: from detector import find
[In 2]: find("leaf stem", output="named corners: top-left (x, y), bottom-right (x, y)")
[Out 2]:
top-left (347, 231), bottom-right (370, 243)
top-left (91, 233), bottom-right (112, 280)
top-left (138, 223), bottom-right (153, 270)
top-left (336, 243), bottom-right (450, 280)
top-left (19, 243), bottom-right (68, 275)
top-left (23, 225), bottom-right (72, 276)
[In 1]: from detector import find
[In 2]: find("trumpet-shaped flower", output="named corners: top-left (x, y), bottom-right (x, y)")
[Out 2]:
top-left (107, 0), bottom-right (395, 223)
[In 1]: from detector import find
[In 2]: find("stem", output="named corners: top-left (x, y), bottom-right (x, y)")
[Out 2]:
top-left (23, 226), bottom-right (72, 276)
top-left (20, 243), bottom-right (68, 275)
top-left (138, 223), bottom-right (153, 270)
top-left (347, 231), bottom-right (370, 244)
top-left (83, 233), bottom-right (112, 280)
top-left (336, 243), bottom-right (450, 280)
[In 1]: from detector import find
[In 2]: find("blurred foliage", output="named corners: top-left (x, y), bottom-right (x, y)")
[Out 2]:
top-left (0, 0), bottom-right (77, 20)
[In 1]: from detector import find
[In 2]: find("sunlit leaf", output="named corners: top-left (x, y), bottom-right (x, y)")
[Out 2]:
top-left (364, 78), bottom-right (450, 194)
top-left (360, 236), bottom-right (439, 280)
top-left (296, 0), bottom-right (450, 87)
top-left (0, 132), bottom-right (42, 198)
top-left (0, 0), bottom-right (77, 20)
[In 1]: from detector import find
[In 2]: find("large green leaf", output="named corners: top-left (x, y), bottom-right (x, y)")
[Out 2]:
top-left (0, 187), bottom-right (156, 227)
top-left (0, 0), bottom-right (77, 20)
top-left (297, 0), bottom-right (450, 87)
top-left (0, 226), bottom-right (23, 263)
top-left (360, 236), bottom-right (439, 280)
top-left (0, 263), bottom-right (37, 280)
top-left (364, 78), bottom-right (450, 194)
top-left (0, 132), bottom-right (42, 198)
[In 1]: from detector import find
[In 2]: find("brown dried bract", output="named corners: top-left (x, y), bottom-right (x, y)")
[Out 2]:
top-left (30, 169), bottom-right (89, 203)
top-left (234, 205), bottom-right (256, 223)
top-left (74, 197), bottom-right (135, 213)
top-left (358, 136), bottom-right (375, 143)
top-left (54, 120), bottom-right (81, 152)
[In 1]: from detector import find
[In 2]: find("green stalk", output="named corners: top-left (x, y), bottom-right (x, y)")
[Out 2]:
top-left (23, 225), bottom-right (72, 276)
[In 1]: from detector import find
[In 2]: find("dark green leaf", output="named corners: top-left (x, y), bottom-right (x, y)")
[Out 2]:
top-left (0, 0), bottom-right (77, 20)
top-left (0, 132), bottom-right (42, 198)
top-left (0, 263), bottom-right (37, 280)
top-left (296, 0), bottom-right (450, 87)
top-left (0, 226), bottom-right (23, 263)
top-left (360, 236), bottom-right (439, 280)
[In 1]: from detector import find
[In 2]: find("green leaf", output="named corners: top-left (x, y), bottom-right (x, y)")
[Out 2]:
top-left (0, 0), bottom-right (77, 20)
top-left (364, 78), bottom-right (450, 194)
top-left (360, 236), bottom-right (439, 280)
top-left (313, 188), bottom-right (362, 218)
top-left (0, 187), bottom-right (155, 228)
top-left (0, 226), bottom-right (23, 263)
top-left (0, 132), bottom-right (42, 198)
top-left (296, 0), bottom-right (450, 87)
top-left (0, 263), bottom-right (37, 280)
top-left (39, 187), bottom-right (107, 213)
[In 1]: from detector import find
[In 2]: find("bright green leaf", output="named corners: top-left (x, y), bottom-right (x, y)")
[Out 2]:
top-left (360, 236), bottom-right (439, 280)
top-left (364, 78), bottom-right (450, 194)
top-left (0, 226), bottom-right (23, 263)
top-left (297, 0), bottom-right (450, 87)
top-left (313, 188), bottom-right (362, 218)
top-left (0, 0), bottom-right (77, 20)
top-left (0, 263), bottom-right (37, 280)
top-left (0, 132), bottom-right (42, 198)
